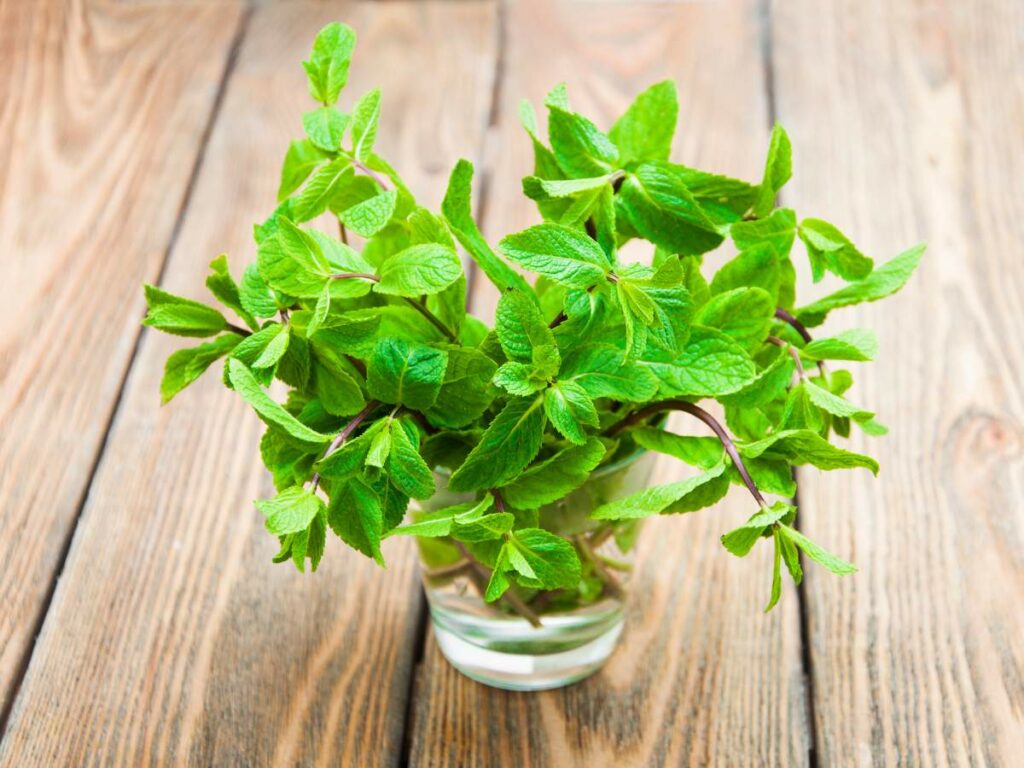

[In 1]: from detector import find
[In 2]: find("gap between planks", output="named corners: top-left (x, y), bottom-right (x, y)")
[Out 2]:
top-left (0, 4), bottom-right (254, 744)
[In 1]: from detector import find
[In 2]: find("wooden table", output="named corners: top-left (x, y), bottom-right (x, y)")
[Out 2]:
top-left (1, 0), bottom-right (1021, 765)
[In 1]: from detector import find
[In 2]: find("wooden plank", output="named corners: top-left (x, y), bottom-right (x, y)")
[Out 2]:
top-left (0, 0), bottom-right (245, 719)
top-left (0, 2), bottom-right (498, 765)
top-left (772, 0), bottom-right (1024, 764)
top-left (408, 2), bottom-right (811, 765)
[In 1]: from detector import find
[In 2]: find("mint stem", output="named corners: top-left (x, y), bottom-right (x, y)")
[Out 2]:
top-left (452, 540), bottom-right (542, 627)
top-left (329, 272), bottom-right (380, 281)
top-left (605, 399), bottom-right (768, 508)
top-left (766, 335), bottom-right (806, 379)
top-left (226, 323), bottom-right (252, 337)
top-left (351, 158), bottom-right (389, 190)
top-left (401, 297), bottom-right (459, 343)
top-left (310, 400), bottom-right (380, 492)
top-left (775, 307), bottom-right (826, 378)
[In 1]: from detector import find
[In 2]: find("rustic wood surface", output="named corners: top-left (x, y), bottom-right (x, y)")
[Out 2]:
top-left (1, 0), bottom-right (1021, 766)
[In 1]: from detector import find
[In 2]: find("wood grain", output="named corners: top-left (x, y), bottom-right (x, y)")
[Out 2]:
top-left (773, 0), bottom-right (1024, 764)
top-left (408, 2), bottom-right (812, 765)
top-left (0, 0), bottom-right (246, 720)
top-left (0, 2), bottom-right (498, 765)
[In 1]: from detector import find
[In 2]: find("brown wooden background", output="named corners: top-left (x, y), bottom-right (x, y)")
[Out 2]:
top-left (1, 0), bottom-right (1022, 765)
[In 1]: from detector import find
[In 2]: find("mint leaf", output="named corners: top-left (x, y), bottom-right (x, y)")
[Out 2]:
top-left (766, 529), bottom-right (783, 612)
top-left (507, 528), bottom-right (581, 589)
top-left (303, 106), bottom-right (347, 152)
top-left (315, 419), bottom-right (385, 479)
top-left (227, 359), bottom-right (330, 448)
top-left (609, 80), bottom-right (677, 164)
top-left (328, 477), bottom-right (385, 564)
top-left (799, 218), bottom-right (873, 282)
top-left (641, 327), bottom-right (756, 398)
top-left (778, 524), bottom-right (856, 575)
top-left (448, 396), bottom-right (546, 492)
top-left (494, 362), bottom-right (546, 396)
top-left (375, 243), bottom-right (461, 296)
top-left (522, 174), bottom-right (614, 201)
top-left (796, 244), bottom-right (924, 327)
top-left (303, 22), bottom-right (356, 105)
top-left (441, 160), bottom-right (534, 298)
top-left (547, 105), bottom-right (619, 177)
top-left (632, 427), bottom-right (724, 469)
top-left (143, 284), bottom-right (228, 338)
top-left (161, 334), bottom-right (241, 403)
top-left (721, 502), bottom-right (793, 557)
top-left (386, 418), bottom-right (434, 499)
top-left (500, 438), bottom-right (605, 509)
top-left (740, 429), bottom-right (879, 474)
top-left (801, 328), bottom-right (878, 361)
top-left (425, 348), bottom-right (497, 429)
top-left (278, 139), bottom-right (326, 201)
top-left (694, 286), bottom-right (775, 351)
top-left (619, 162), bottom-right (724, 255)
top-left (292, 157), bottom-right (352, 222)
top-left (495, 290), bottom-right (554, 361)
top-left (752, 124), bottom-right (792, 217)
top-left (366, 337), bottom-right (447, 411)
top-left (239, 263), bottom-right (278, 318)
top-left (544, 380), bottom-right (599, 444)
top-left (206, 255), bottom-right (258, 330)
top-left (252, 323), bottom-right (290, 369)
top-left (804, 380), bottom-right (874, 421)
top-left (350, 88), bottom-right (381, 160)
top-left (257, 218), bottom-right (331, 298)
top-left (499, 223), bottom-right (610, 288)
top-left (388, 496), bottom-right (493, 538)
top-left (593, 462), bottom-right (728, 520)
top-left (339, 189), bottom-right (397, 238)
top-left (561, 344), bottom-right (659, 402)
top-left (256, 486), bottom-right (325, 536)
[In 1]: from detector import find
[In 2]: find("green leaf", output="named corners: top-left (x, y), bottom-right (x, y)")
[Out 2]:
top-left (239, 263), bottom-right (278, 318)
top-left (292, 157), bottom-right (353, 222)
top-left (720, 502), bottom-right (793, 556)
top-left (632, 428), bottom-right (724, 470)
top-left (278, 139), bottom-right (326, 201)
top-left (315, 419), bottom-right (386, 479)
top-left (730, 208), bottom-right (797, 257)
top-left (386, 419), bottom-right (435, 499)
top-left (778, 524), bottom-right (856, 575)
top-left (142, 284), bottom-right (228, 338)
top-left (206, 255), bottom-right (257, 330)
top-left (499, 223), bottom-right (610, 289)
top-left (801, 328), bottom-right (878, 361)
top-left (501, 438), bottom-right (605, 509)
top-left (388, 496), bottom-right (493, 538)
top-left (618, 162), bottom-right (724, 255)
top-left (375, 243), bottom-right (461, 296)
top-left (441, 160), bottom-right (534, 298)
top-left (778, 527), bottom-right (803, 583)
top-left (739, 428), bottom-right (879, 474)
top-left (547, 105), bottom-right (619, 177)
top-left (494, 362), bottom-right (546, 396)
top-left (752, 124), bottom-right (792, 217)
top-left (448, 396), bottom-right (546, 492)
top-left (799, 218), bottom-right (873, 282)
top-left (719, 353), bottom-right (795, 408)
top-left (366, 338), bottom-right (448, 411)
top-left (328, 477), bottom-right (385, 564)
top-left (766, 529), bottom-right (783, 612)
top-left (350, 88), bottom-right (382, 161)
top-left (522, 174), bottom-right (614, 200)
top-left (641, 327), bottom-right (756, 398)
top-left (796, 244), bottom-right (924, 327)
top-left (160, 334), bottom-right (241, 403)
top-left (561, 344), bottom-right (659, 402)
top-left (303, 106), bottom-right (347, 152)
top-left (252, 323), bottom-right (290, 369)
top-left (425, 348), bottom-right (497, 429)
top-left (227, 359), bottom-right (330, 448)
top-left (303, 22), bottom-right (356, 105)
top-left (694, 287), bottom-right (775, 351)
top-left (256, 487), bottom-right (325, 536)
top-left (544, 381), bottom-right (599, 444)
top-left (495, 290), bottom-right (555, 361)
top-left (507, 528), bottom-right (581, 589)
top-left (593, 462), bottom-right (728, 520)
top-left (609, 80), bottom-right (677, 164)
top-left (339, 189), bottom-right (397, 238)
top-left (257, 218), bottom-right (331, 298)
top-left (804, 380), bottom-right (874, 421)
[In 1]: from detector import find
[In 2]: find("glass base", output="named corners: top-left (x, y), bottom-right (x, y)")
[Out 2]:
top-left (428, 596), bottom-right (624, 691)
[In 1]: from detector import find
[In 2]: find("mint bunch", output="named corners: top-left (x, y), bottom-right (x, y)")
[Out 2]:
top-left (142, 23), bottom-right (922, 613)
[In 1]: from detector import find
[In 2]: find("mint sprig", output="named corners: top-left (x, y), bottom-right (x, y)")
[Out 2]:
top-left (142, 22), bottom-right (922, 613)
